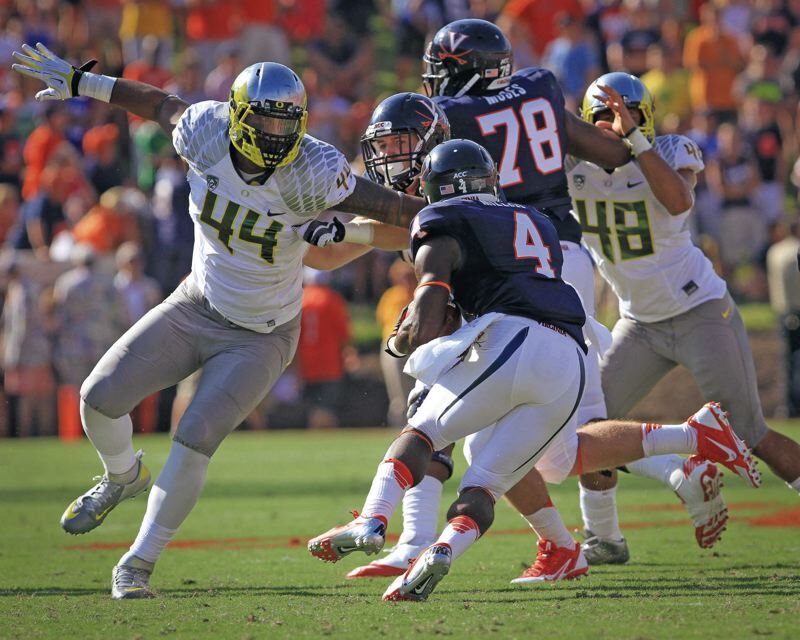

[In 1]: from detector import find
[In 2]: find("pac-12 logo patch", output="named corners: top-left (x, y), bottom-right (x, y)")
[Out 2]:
top-left (573, 174), bottom-right (585, 190)
top-left (207, 175), bottom-right (219, 192)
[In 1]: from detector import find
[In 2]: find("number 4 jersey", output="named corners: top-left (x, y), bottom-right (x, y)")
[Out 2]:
top-left (173, 101), bottom-right (356, 332)
top-left (567, 134), bottom-right (725, 323)
top-left (410, 194), bottom-right (586, 349)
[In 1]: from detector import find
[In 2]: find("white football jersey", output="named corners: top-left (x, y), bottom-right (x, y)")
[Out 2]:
top-left (173, 101), bottom-right (356, 332)
top-left (567, 134), bottom-right (726, 323)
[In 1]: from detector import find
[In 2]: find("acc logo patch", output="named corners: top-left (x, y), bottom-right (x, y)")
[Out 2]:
top-left (207, 175), bottom-right (219, 192)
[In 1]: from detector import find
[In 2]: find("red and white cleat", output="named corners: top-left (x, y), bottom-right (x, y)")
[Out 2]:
top-left (688, 402), bottom-right (761, 488)
top-left (672, 455), bottom-right (728, 548)
top-left (346, 541), bottom-right (429, 579)
top-left (510, 539), bottom-right (588, 584)
top-left (382, 543), bottom-right (452, 602)
top-left (308, 513), bottom-right (386, 563)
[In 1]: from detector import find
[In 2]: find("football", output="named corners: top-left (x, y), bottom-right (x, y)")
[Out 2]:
top-left (439, 302), bottom-right (463, 337)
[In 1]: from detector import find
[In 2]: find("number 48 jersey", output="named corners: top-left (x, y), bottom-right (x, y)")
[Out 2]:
top-left (567, 134), bottom-right (726, 323)
top-left (173, 101), bottom-right (355, 332)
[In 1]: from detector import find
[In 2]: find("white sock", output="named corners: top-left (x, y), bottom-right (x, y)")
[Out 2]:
top-left (397, 474), bottom-right (443, 546)
top-left (435, 516), bottom-right (480, 561)
top-left (625, 454), bottom-right (685, 488)
top-left (523, 500), bottom-right (573, 548)
top-left (580, 485), bottom-right (623, 541)
top-left (788, 477), bottom-right (800, 493)
top-left (641, 422), bottom-right (697, 457)
top-left (127, 442), bottom-right (210, 565)
top-left (81, 399), bottom-right (136, 476)
top-left (361, 458), bottom-right (413, 524)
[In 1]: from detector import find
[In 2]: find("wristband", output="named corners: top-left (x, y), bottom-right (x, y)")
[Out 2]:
top-left (625, 127), bottom-right (652, 157)
top-left (342, 221), bottom-right (374, 245)
top-left (77, 72), bottom-right (116, 103)
top-left (415, 280), bottom-right (452, 295)
top-left (385, 335), bottom-right (408, 358)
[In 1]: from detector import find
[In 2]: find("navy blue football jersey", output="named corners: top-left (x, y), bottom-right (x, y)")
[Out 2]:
top-left (434, 67), bottom-right (581, 243)
top-left (410, 195), bottom-right (586, 350)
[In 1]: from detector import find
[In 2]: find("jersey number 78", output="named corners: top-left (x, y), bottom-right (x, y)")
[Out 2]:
top-left (476, 98), bottom-right (563, 187)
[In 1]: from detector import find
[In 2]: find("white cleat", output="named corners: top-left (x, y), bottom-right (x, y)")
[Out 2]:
top-left (308, 513), bottom-right (386, 563)
top-left (382, 543), bottom-right (452, 602)
top-left (671, 455), bottom-right (728, 548)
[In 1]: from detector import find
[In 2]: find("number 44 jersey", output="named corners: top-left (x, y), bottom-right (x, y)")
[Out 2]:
top-left (567, 134), bottom-right (726, 323)
top-left (172, 101), bottom-right (356, 332)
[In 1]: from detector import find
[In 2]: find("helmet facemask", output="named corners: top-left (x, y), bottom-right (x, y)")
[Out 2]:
top-left (362, 128), bottom-right (422, 192)
top-left (229, 99), bottom-right (307, 169)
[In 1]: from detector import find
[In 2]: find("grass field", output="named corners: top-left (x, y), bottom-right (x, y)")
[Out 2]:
top-left (2, 423), bottom-right (799, 640)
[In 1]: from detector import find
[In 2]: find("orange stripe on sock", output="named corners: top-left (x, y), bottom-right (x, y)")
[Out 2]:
top-left (385, 458), bottom-right (414, 490)
top-left (642, 422), bottom-right (662, 435)
top-left (448, 515), bottom-right (479, 535)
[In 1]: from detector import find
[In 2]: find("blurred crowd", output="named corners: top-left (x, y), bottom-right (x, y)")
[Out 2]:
top-left (1, 0), bottom-right (800, 437)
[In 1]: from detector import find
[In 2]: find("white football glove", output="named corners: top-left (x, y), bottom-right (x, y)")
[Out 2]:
top-left (11, 42), bottom-right (97, 101)
top-left (299, 217), bottom-right (345, 247)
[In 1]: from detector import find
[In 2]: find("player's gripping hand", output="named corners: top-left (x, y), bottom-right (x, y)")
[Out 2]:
top-left (11, 43), bottom-right (97, 101)
top-left (299, 217), bottom-right (345, 247)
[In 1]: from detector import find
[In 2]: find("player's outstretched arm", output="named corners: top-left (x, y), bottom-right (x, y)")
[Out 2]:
top-left (564, 111), bottom-right (631, 169)
top-left (336, 175), bottom-right (425, 227)
top-left (593, 82), bottom-right (695, 215)
top-left (12, 42), bottom-right (188, 136)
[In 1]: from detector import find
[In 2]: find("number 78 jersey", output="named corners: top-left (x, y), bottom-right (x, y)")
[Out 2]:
top-left (566, 134), bottom-right (726, 323)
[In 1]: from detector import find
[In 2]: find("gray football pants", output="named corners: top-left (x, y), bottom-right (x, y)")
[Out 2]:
top-left (601, 292), bottom-right (768, 447)
top-left (81, 278), bottom-right (300, 456)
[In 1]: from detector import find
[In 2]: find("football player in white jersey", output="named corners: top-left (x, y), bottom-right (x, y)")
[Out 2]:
top-left (12, 43), bottom-right (424, 599)
top-left (570, 73), bottom-right (800, 563)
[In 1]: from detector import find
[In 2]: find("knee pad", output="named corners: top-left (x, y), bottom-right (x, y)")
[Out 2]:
top-left (173, 409), bottom-right (226, 458)
top-left (446, 486), bottom-right (495, 534)
top-left (81, 373), bottom-right (128, 419)
top-left (431, 449), bottom-right (455, 480)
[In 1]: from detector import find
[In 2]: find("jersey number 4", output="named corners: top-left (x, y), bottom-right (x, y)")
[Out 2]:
top-left (513, 211), bottom-right (556, 277)
top-left (476, 98), bottom-right (563, 187)
top-left (200, 192), bottom-right (283, 263)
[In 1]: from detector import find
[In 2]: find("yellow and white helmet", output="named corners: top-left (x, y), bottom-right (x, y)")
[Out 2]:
top-left (581, 72), bottom-right (656, 142)
top-left (229, 62), bottom-right (308, 169)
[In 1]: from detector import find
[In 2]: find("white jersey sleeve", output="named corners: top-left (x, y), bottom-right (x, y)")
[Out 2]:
top-left (274, 136), bottom-right (356, 215)
top-left (653, 134), bottom-right (704, 174)
top-left (564, 154), bottom-right (581, 174)
top-left (172, 101), bottom-right (230, 174)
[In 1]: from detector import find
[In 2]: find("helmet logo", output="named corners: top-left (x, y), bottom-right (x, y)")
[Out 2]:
top-left (439, 32), bottom-right (472, 65)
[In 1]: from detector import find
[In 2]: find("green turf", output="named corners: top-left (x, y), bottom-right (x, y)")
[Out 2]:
top-left (2, 423), bottom-right (799, 640)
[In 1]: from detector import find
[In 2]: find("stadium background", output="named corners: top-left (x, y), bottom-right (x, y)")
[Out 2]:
top-left (0, 0), bottom-right (799, 438)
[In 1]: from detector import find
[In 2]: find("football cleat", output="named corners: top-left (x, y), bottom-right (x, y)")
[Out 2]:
top-left (111, 556), bottom-right (155, 600)
top-left (511, 539), bottom-right (589, 583)
top-left (671, 455), bottom-right (728, 548)
top-left (688, 402), bottom-right (761, 488)
top-left (383, 543), bottom-right (452, 601)
top-left (308, 513), bottom-right (386, 563)
top-left (61, 450), bottom-right (151, 535)
top-left (346, 541), bottom-right (429, 579)
top-left (581, 530), bottom-right (630, 566)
